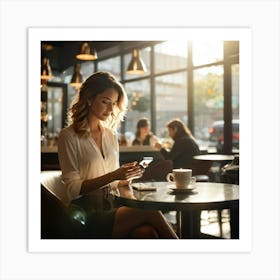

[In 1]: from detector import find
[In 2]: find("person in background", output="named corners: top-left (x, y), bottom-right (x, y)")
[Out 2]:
top-left (154, 118), bottom-right (200, 169)
top-left (58, 71), bottom-right (178, 239)
top-left (132, 117), bottom-right (158, 146)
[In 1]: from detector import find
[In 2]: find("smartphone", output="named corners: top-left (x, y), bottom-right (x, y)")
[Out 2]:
top-left (138, 157), bottom-right (153, 168)
top-left (132, 183), bottom-right (157, 191)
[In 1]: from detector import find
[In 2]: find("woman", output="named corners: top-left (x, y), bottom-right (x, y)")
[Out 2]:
top-left (58, 71), bottom-right (178, 239)
top-left (132, 117), bottom-right (158, 146)
top-left (155, 119), bottom-right (200, 169)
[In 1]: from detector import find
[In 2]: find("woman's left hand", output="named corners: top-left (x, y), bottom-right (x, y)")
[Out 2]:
top-left (118, 184), bottom-right (136, 199)
top-left (112, 161), bottom-right (144, 181)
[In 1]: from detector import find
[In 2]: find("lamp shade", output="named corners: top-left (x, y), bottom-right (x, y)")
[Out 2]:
top-left (41, 57), bottom-right (53, 80)
top-left (70, 64), bottom-right (83, 89)
top-left (126, 49), bottom-right (147, 74)
top-left (76, 42), bottom-right (98, 60)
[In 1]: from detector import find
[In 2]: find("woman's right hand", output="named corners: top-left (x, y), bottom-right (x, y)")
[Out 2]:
top-left (113, 161), bottom-right (144, 181)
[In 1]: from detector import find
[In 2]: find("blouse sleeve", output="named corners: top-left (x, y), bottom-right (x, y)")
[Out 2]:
top-left (57, 128), bottom-right (83, 201)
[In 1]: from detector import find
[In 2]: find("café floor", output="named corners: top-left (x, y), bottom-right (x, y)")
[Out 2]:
top-left (165, 209), bottom-right (231, 239)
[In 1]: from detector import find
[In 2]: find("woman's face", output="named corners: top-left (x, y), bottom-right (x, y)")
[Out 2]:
top-left (140, 125), bottom-right (150, 137)
top-left (168, 127), bottom-right (177, 139)
top-left (89, 88), bottom-right (119, 121)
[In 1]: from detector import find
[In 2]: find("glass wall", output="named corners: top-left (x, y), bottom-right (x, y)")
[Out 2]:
top-left (231, 64), bottom-right (239, 119)
top-left (154, 41), bottom-right (188, 73)
top-left (193, 65), bottom-right (224, 143)
top-left (155, 72), bottom-right (187, 138)
top-left (192, 41), bottom-right (223, 66)
top-left (61, 40), bottom-right (239, 152)
top-left (124, 79), bottom-right (150, 144)
top-left (97, 56), bottom-right (121, 80)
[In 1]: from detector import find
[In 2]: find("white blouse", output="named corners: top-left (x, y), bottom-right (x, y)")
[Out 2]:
top-left (58, 125), bottom-right (120, 204)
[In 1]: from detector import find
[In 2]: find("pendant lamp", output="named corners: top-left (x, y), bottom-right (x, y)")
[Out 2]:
top-left (41, 57), bottom-right (53, 80)
top-left (70, 64), bottom-right (83, 89)
top-left (76, 42), bottom-right (98, 60)
top-left (126, 49), bottom-right (147, 74)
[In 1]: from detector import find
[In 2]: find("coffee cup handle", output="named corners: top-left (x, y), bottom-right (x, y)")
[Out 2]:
top-left (190, 176), bottom-right (196, 185)
top-left (166, 173), bottom-right (174, 182)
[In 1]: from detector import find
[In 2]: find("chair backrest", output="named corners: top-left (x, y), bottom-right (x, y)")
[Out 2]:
top-left (41, 170), bottom-right (86, 238)
top-left (186, 159), bottom-right (212, 176)
top-left (40, 170), bottom-right (69, 206)
top-left (140, 159), bottom-right (173, 181)
top-left (183, 159), bottom-right (213, 182)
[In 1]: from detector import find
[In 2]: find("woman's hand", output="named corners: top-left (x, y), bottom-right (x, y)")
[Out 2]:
top-left (117, 184), bottom-right (136, 199)
top-left (112, 161), bottom-right (144, 181)
top-left (154, 142), bottom-right (162, 150)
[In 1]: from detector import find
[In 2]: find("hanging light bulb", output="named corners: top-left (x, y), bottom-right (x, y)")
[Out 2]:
top-left (70, 64), bottom-right (83, 89)
top-left (41, 57), bottom-right (53, 80)
top-left (126, 49), bottom-right (147, 74)
top-left (76, 42), bottom-right (98, 60)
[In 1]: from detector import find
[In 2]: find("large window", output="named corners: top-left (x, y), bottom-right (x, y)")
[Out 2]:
top-left (193, 65), bottom-right (224, 143)
top-left (232, 64), bottom-right (239, 119)
top-left (155, 72), bottom-right (187, 137)
top-left (154, 41), bottom-right (188, 73)
top-left (60, 40), bottom-right (239, 152)
top-left (192, 41), bottom-right (223, 66)
top-left (124, 79), bottom-right (150, 143)
top-left (97, 56), bottom-right (121, 80)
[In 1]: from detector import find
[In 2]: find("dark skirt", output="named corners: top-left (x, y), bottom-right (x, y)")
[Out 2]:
top-left (70, 186), bottom-right (118, 238)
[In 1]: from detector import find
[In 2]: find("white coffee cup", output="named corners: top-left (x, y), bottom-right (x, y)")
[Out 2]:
top-left (166, 168), bottom-right (196, 189)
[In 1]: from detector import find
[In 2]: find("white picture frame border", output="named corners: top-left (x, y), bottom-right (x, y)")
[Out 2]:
top-left (1, 1), bottom-right (279, 279)
top-left (28, 26), bottom-right (252, 253)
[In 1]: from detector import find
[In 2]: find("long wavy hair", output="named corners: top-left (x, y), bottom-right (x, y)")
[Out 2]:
top-left (167, 118), bottom-right (194, 141)
top-left (67, 71), bottom-right (128, 137)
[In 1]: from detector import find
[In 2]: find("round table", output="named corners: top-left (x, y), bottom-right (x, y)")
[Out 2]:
top-left (193, 154), bottom-right (234, 162)
top-left (116, 181), bottom-right (239, 239)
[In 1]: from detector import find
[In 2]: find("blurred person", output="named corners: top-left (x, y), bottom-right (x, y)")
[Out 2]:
top-left (58, 72), bottom-right (178, 239)
top-left (132, 117), bottom-right (158, 146)
top-left (154, 118), bottom-right (200, 169)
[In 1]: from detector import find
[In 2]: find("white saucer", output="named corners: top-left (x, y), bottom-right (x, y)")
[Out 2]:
top-left (168, 185), bottom-right (196, 193)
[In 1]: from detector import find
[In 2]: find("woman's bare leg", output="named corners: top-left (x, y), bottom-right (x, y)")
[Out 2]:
top-left (112, 206), bottom-right (178, 239)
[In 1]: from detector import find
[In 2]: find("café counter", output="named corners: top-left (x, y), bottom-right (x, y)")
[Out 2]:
top-left (41, 145), bottom-right (164, 170)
